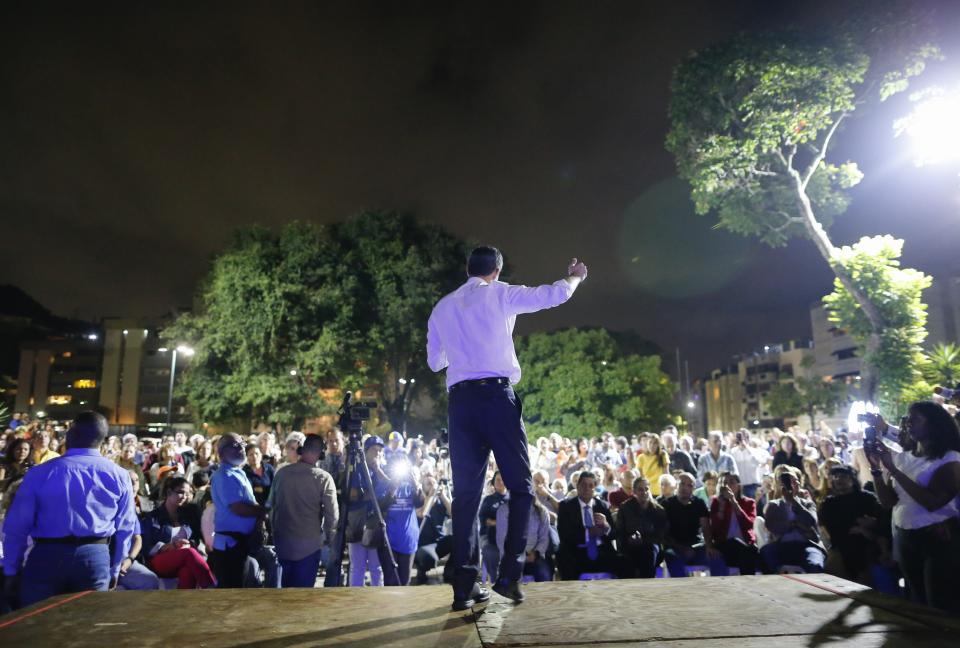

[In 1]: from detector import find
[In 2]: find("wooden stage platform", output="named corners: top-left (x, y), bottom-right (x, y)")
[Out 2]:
top-left (2, 574), bottom-right (958, 647)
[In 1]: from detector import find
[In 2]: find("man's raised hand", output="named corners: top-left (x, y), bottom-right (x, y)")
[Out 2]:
top-left (568, 257), bottom-right (588, 281)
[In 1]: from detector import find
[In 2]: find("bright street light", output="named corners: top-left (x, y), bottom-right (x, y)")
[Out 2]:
top-left (176, 345), bottom-right (195, 356)
top-left (289, 369), bottom-right (298, 376)
top-left (898, 87), bottom-right (960, 165)
top-left (158, 347), bottom-right (169, 352)
top-left (686, 401), bottom-right (696, 409)
top-left (87, 333), bottom-right (98, 341)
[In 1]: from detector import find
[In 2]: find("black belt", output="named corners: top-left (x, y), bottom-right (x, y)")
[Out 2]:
top-left (34, 536), bottom-right (110, 545)
top-left (449, 376), bottom-right (510, 391)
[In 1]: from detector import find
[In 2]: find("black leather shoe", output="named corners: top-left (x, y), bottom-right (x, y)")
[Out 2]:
top-left (451, 585), bottom-right (490, 611)
top-left (492, 580), bottom-right (525, 603)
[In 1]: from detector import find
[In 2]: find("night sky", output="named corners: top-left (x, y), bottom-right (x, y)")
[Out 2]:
top-left (2, 2), bottom-right (959, 378)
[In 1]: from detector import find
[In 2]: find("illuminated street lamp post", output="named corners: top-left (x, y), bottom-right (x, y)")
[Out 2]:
top-left (158, 345), bottom-right (194, 431)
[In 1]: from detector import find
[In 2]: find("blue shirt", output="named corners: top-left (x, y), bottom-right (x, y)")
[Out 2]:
top-left (375, 472), bottom-right (419, 555)
top-left (211, 464), bottom-right (257, 550)
top-left (2, 448), bottom-right (137, 578)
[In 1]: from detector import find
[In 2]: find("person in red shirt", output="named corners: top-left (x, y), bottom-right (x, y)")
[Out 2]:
top-left (708, 472), bottom-right (759, 576)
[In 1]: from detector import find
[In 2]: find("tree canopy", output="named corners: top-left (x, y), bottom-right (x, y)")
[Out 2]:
top-left (515, 328), bottom-right (675, 439)
top-left (666, 18), bottom-right (939, 404)
top-left (164, 213), bottom-right (469, 428)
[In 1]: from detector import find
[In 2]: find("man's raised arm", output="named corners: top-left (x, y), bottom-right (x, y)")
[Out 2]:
top-left (503, 258), bottom-right (588, 316)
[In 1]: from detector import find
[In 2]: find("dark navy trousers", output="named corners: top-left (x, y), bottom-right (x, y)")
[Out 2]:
top-left (20, 543), bottom-right (111, 607)
top-left (448, 381), bottom-right (532, 600)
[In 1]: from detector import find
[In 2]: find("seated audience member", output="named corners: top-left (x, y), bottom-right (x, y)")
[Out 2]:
top-left (607, 469), bottom-right (639, 511)
top-left (142, 476), bottom-right (215, 589)
top-left (729, 429), bottom-right (767, 498)
top-left (708, 472), bottom-right (758, 576)
top-left (496, 496), bottom-right (552, 582)
top-left (662, 472), bottom-right (724, 576)
top-left (533, 469), bottom-right (561, 515)
top-left (479, 472), bottom-right (508, 584)
top-left (243, 445), bottom-right (275, 506)
top-left (636, 435), bottom-right (670, 497)
top-left (818, 464), bottom-right (884, 583)
top-left (662, 428), bottom-right (696, 476)
top-left (772, 433), bottom-right (804, 473)
top-left (0, 438), bottom-right (32, 493)
top-left (557, 471), bottom-right (617, 579)
top-left (693, 471), bottom-right (718, 507)
top-left (614, 476), bottom-right (667, 578)
top-left (414, 474), bottom-right (453, 584)
top-left (657, 473), bottom-right (677, 504)
top-left (696, 431), bottom-right (739, 482)
top-left (761, 466), bottom-right (826, 574)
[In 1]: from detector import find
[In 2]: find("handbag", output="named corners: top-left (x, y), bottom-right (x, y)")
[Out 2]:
top-left (361, 515), bottom-right (386, 548)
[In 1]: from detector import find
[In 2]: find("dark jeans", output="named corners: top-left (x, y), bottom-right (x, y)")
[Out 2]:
top-left (620, 543), bottom-right (661, 579)
top-left (448, 381), bottom-right (532, 600)
top-left (760, 541), bottom-right (825, 574)
top-left (896, 522), bottom-right (960, 613)
top-left (415, 536), bottom-right (453, 584)
top-left (663, 545), bottom-right (727, 577)
top-left (391, 551), bottom-right (415, 586)
top-left (523, 556), bottom-right (553, 582)
top-left (712, 537), bottom-right (758, 576)
top-left (20, 542), bottom-right (111, 607)
top-left (279, 549), bottom-right (323, 588)
top-left (210, 541), bottom-right (247, 588)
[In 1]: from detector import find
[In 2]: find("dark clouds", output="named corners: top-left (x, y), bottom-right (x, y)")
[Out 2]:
top-left (1, 1), bottom-right (958, 376)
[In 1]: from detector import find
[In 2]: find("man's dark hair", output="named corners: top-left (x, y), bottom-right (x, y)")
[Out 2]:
top-left (467, 246), bottom-right (503, 277)
top-left (579, 470), bottom-right (597, 484)
top-left (192, 470), bottom-right (211, 490)
top-left (302, 434), bottom-right (325, 455)
top-left (66, 411), bottom-right (108, 449)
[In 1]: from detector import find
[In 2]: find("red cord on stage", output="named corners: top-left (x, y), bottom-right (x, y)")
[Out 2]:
top-left (0, 590), bottom-right (93, 630)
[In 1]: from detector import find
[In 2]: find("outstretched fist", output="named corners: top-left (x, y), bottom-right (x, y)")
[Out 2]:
top-left (568, 257), bottom-right (588, 280)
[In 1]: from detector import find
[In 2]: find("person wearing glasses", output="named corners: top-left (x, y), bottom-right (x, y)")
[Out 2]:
top-left (141, 476), bottom-right (214, 589)
top-left (209, 433), bottom-right (266, 588)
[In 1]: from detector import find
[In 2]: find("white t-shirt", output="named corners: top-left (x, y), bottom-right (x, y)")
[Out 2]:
top-left (892, 450), bottom-right (960, 530)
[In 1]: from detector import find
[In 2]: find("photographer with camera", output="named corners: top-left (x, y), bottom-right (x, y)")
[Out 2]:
top-left (867, 402), bottom-right (960, 613)
top-left (414, 473), bottom-right (454, 584)
top-left (380, 447), bottom-right (425, 586)
top-left (427, 246), bottom-right (586, 609)
top-left (760, 465), bottom-right (826, 574)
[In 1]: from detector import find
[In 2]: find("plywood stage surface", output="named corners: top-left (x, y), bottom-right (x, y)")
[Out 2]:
top-left (1, 574), bottom-right (958, 647)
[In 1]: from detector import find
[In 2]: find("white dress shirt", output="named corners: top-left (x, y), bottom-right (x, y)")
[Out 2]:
top-left (427, 276), bottom-right (577, 389)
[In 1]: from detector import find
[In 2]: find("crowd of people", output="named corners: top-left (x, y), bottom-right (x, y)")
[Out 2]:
top-left (2, 392), bottom-right (959, 614)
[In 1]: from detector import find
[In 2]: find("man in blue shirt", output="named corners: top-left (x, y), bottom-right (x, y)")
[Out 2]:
top-left (2, 411), bottom-right (137, 607)
top-left (210, 433), bottom-right (266, 588)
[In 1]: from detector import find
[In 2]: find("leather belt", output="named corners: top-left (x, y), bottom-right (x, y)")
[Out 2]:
top-left (34, 536), bottom-right (110, 545)
top-left (449, 376), bottom-right (510, 391)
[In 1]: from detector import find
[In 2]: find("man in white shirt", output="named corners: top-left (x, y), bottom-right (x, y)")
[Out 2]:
top-left (729, 429), bottom-right (768, 499)
top-left (427, 246), bottom-right (587, 609)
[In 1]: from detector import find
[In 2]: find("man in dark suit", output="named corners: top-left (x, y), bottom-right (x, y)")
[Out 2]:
top-left (557, 471), bottom-right (617, 580)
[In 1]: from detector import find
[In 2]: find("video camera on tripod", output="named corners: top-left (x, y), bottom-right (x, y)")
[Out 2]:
top-left (324, 391), bottom-right (401, 587)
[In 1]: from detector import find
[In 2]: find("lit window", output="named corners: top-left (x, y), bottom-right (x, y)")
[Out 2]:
top-left (46, 395), bottom-right (73, 405)
top-left (62, 351), bottom-right (73, 358)
top-left (73, 379), bottom-right (98, 389)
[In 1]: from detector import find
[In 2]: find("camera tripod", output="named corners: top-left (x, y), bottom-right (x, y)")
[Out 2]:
top-left (324, 392), bottom-right (400, 587)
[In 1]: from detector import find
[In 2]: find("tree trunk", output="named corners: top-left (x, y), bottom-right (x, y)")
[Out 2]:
top-left (788, 169), bottom-right (882, 403)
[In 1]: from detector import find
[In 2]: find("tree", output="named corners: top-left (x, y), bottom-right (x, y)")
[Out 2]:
top-left (163, 222), bottom-right (350, 426)
top-left (164, 214), bottom-right (469, 430)
top-left (765, 359), bottom-right (846, 431)
top-left (920, 342), bottom-right (960, 389)
top-left (822, 236), bottom-right (931, 415)
top-left (329, 211), bottom-right (469, 431)
top-left (666, 20), bottom-right (939, 402)
top-left (515, 328), bottom-right (675, 439)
